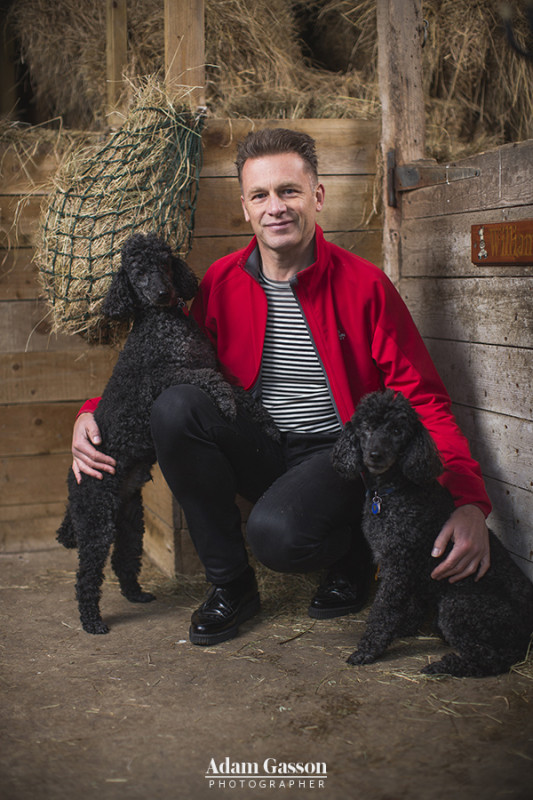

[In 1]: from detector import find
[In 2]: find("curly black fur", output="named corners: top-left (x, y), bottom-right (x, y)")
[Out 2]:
top-left (331, 389), bottom-right (533, 677)
top-left (57, 232), bottom-right (279, 634)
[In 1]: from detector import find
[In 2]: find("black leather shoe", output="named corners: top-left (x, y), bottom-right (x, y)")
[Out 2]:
top-left (189, 569), bottom-right (260, 646)
top-left (308, 573), bottom-right (367, 619)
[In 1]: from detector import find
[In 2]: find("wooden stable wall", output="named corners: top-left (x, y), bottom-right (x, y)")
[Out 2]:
top-left (0, 146), bottom-right (118, 550)
top-left (397, 140), bottom-right (533, 579)
top-left (0, 117), bottom-right (381, 575)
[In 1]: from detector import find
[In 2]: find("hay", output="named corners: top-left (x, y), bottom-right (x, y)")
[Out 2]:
top-left (6, 1), bottom-right (533, 158)
top-left (35, 79), bottom-right (205, 341)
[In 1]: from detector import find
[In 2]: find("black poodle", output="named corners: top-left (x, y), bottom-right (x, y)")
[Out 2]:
top-left (332, 389), bottom-right (533, 677)
top-left (57, 232), bottom-right (278, 634)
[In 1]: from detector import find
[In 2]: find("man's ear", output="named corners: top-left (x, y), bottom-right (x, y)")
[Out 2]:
top-left (241, 195), bottom-right (251, 223)
top-left (315, 182), bottom-right (325, 212)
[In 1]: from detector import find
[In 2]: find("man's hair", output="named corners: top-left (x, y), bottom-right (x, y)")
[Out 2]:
top-left (235, 128), bottom-right (319, 184)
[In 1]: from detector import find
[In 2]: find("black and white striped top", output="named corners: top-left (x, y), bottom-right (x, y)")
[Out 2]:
top-left (259, 271), bottom-right (341, 434)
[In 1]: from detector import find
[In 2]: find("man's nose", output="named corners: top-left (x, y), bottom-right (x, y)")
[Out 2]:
top-left (267, 193), bottom-right (286, 215)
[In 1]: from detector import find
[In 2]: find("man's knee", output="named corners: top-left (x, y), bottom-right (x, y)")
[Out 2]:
top-left (246, 506), bottom-right (301, 573)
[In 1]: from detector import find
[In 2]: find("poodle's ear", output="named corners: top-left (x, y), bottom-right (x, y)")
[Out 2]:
top-left (101, 268), bottom-right (137, 320)
top-left (399, 422), bottom-right (443, 484)
top-left (331, 420), bottom-right (364, 481)
top-left (171, 256), bottom-right (198, 301)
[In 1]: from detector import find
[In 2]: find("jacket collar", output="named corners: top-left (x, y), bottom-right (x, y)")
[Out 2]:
top-left (240, 224), bottom-right (328, 281)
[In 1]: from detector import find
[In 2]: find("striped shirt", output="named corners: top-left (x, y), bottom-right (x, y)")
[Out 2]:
top-left (259, 271), bottom-right (341, 434)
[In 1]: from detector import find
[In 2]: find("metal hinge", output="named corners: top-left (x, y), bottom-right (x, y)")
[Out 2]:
top-left (386, 149), bottom-right (480, 207)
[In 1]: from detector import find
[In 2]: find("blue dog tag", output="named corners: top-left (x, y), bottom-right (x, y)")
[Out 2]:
top-left (371, 494), bottom-right (382, 515)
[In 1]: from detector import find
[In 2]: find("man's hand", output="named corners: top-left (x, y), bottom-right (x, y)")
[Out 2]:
top-left (72, 412), bottom-right (116, 484)
top-left (431, 504), bottom-right (490, 583)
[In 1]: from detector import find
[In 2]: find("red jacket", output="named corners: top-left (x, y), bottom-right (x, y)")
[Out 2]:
top-left (191, 225), bottom-right (491, 515)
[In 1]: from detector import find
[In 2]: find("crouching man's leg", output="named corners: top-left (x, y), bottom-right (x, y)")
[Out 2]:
top-left (246, 433), bottom-right (372, 619)
top-left (150, 385), bottom-right (284, 645)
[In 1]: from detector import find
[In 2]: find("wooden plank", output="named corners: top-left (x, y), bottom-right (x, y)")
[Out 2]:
top-left (194, 175), bottom-right (378, 237)
top-left (403, 141), bottom-right (533, 221)
top-left (0, 401), bottom-right (79, 457)
top-left (401, 276), bottom-right (533, 348)
top-left (0, 300), bottom-right (93, 353)
top-left (0, 118), bottom-right (379, 194)
top-left (452, 405), bottom-right (533, 492)
top-left (164, 0), bottom-right (205, 106)
top-left (0, 249), bottom-right (38, 300)
top-left (376, 0), bottom-right (426, 164)
top-left (0, 349), bottom-right (118, 404)
top-left (401, 205), bottom-right (533, 279)
top-left (376, 0), bottom-right (426, 285)
top-left (485, 478), bottom-right (533, 574)
top-left (0, 452), bottom-right (71, 506)
top-left (3, 173), bottom-right (379, 245)
top-left (143, 464), bottom-right (174, 525)
top-left (201, 118), bottom-right (380, 178)
top-left (106, 0), bottom-right (128, 115)
top-left (425, 340), bottom-right (533, 421)
top-left (143, 507), bottom-right (177, 578)
top-left (0, 502), bottom-right (64, 552)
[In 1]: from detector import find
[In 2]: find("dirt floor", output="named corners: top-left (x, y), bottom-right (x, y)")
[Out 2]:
top-left (1, 547), bottom-right (533, 800)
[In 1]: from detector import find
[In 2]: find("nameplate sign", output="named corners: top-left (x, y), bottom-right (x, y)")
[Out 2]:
top-left (471, 220), bottom-right (533, 265)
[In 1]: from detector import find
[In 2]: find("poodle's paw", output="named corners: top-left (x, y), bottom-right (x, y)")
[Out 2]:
top-left (124, 590), bottom-right (156, 604)
top-left (421, 652), bottom-right (497, 678)
top-left (421, 653), bottom-right (468, 677)
top-left (82, 619), bottom-right (109, 635)
top-left (215, 389), bottom-right (238, 421)
top-left (421, 661), bottom-right (446, 676)
top-left (347, 649), bottom-right (377, 666)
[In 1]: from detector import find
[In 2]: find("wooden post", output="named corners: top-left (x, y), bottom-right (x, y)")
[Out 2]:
top-left (106, 0), bottom-right (128, 126)
top-left (164, 0), bottom-right (206, 107)
top-left (376, 0), bottom-right (427, 284)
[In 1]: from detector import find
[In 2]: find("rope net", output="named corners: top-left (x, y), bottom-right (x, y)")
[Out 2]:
top-left (37, 83), bottom-right (205, 341)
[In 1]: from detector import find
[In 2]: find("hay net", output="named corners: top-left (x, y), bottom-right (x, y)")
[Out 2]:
top-left (36, 82), bottom-right (205, 341)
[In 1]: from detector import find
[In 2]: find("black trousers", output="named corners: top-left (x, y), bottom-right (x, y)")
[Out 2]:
top-left (150, 385), bottom-right (367, 585)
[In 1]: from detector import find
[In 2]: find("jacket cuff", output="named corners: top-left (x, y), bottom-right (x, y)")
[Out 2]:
top-left (438, 472), bottom-right (492, 518)
top-left (76, 397), bottom-right (101, 418)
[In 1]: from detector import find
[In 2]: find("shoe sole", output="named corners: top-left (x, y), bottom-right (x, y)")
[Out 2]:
top-left (189, 594), bottom-right (261, 646)
top-left (307, 599), bottom-right (366, 620)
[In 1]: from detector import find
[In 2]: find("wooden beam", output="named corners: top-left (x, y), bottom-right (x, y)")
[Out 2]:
top-left (106, 0), bottom-right (128, 125)
top-left (376, 0), bottom-right (427, 284)
top-left (164, 0), bottom-right (205, 107)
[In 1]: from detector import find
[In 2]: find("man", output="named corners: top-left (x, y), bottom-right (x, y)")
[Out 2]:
top-left (72, 128), bottom-right (491, 646)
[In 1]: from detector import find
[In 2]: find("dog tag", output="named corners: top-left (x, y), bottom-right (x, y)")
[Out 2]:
top-left (371, 494), bottom-right (382, 515)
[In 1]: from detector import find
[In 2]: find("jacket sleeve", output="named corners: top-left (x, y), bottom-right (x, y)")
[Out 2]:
top-left (76, 397), bottom-right (101, 417)
top-left (370, 276), bottom-right (492, 517)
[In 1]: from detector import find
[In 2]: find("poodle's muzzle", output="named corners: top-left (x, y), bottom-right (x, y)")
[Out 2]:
top-left (359, 429), bottom-right (399, 475)
top-left (131, 262), bottom-right (181, 308)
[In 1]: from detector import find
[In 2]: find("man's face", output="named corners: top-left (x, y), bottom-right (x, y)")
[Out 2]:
top-left (240, 152), bottom-right (325, 261)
